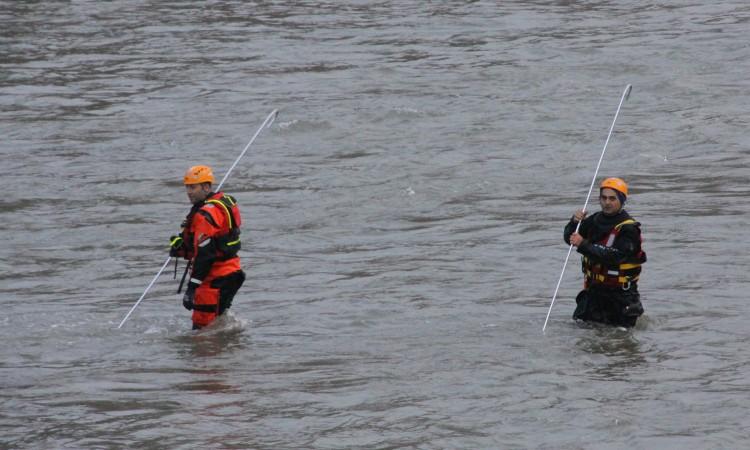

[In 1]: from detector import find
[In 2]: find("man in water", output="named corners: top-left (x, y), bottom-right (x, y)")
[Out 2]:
top-left (564, 177), bottom-right (646, 327)
top-left (170, 165), bottom-right (245, 329)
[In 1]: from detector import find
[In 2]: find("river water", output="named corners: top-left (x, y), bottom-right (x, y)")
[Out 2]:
top-left (2, 1), bottom-right (749, 448)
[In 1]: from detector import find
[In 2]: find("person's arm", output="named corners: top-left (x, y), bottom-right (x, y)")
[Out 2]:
top-left (170, 205), bottom-right (202, 259)
top-left (577, 224), bottom-right (640, 265)
top-left (564, 210), bottom-right (589, 244)
top-left (188, 210), bottom-right (220, 286)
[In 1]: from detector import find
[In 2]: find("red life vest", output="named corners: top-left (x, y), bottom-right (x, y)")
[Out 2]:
top-left (582, 219), bottom-right (646, 288)
top-left (181, 192), bottom-right (242, 264)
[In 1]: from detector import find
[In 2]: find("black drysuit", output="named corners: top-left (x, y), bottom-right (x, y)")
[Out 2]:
top-left (564, 210), bottom-right (646, 327)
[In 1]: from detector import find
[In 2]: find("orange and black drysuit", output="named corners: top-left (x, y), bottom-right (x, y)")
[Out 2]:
top-left (171, 192), bottom-right (245, 328)
top-left (564, 209), bottom-right (646, 327)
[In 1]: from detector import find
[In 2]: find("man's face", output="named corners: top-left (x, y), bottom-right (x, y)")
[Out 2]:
top-left (186, 183), bottom-right (211, 205)
top-left (599, 188), bottom-right (622, 215)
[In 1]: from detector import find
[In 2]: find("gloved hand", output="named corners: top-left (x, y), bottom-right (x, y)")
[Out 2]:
top-left (182, 285), bottom-right (195, 310)
top-left (169, 235), bottom-right (184, 257)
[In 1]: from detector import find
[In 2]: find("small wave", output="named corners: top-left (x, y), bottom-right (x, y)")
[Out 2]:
top-left (391, 106), bottom-right (426, 115)
top-left (276, 119), bottom-right (333, 133)
top-left (194, 311), bottom-right (247, 336)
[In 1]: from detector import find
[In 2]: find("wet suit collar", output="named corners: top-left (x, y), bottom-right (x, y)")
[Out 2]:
top-left (591, 209), bottom-right (632, 237)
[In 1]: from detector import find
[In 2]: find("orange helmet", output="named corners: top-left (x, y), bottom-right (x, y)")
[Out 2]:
top-left (183, 165), bottom-right (215, 185)
top-left (600, 177), bottom-right (628, 197)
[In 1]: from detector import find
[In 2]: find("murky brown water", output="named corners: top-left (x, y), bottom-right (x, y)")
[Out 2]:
top-left (2, 1), bottom-right (749, 448)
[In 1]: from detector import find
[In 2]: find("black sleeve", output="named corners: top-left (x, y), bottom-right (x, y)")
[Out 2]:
top-left (191, 240), bottom-right (217, 283)
top-left (577, 224), bottom-right (640, 265)
top-left (563, 218), bottom-right (576, 244)
top-left (189, 210), bottom-right (219, 284)
top-left (564, 215), bottom-right (593, 244)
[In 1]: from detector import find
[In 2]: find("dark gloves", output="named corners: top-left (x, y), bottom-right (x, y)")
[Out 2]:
top-left (169, 235), bottom-right (184, 257)
top-left (182, 284), bottom-right (196, 310)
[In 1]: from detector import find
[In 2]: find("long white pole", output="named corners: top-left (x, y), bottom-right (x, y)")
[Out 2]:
top-left (216, 109), bottom-right (279, 191)
top-left (117, 109), bottom-right (279, 329)
top-left (542, 85), bottom-right (632, 333)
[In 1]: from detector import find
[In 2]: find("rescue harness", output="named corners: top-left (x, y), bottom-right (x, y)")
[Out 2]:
top-left (582, 219), bottom-right (645, 289)
top-left (202, 193), bottom-right (242, 259)
top-left (173, 193), bottom-right (242, 293)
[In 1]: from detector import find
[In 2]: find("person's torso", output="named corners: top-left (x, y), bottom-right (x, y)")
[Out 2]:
top-left (186, 192), bottom-right (242, 276)
top-left (581, 210), bottom-right (645, 288)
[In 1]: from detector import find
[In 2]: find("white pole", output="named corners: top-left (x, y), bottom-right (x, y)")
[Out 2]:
top-left (117, 109), bottom-right (279, 329)
top-left (542, 85), bottom-right (632, 333)
top-left (117, 257), bottom-right (171, 329)
top-left (217, 109), bottom-right (279, 191)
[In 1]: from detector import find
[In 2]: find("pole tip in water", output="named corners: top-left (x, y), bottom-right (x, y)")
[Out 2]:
top-left (624, 84), bottom-right (632, 100)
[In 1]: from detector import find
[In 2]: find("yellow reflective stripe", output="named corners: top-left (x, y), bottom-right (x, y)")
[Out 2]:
top-left (584, 261), bottom-right (642, 272)
top-left (586, 264), bottom-right (641, 277)
top-left (585, 271), bottom-right (639, 284)
top-left (614, 219), bottom-right (636, 231)
top-left (227, 239), bottom-right (240, 246)
top-left (206, 199), bottom-right (233, 228)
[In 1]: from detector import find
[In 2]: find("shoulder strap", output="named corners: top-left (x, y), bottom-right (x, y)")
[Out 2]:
top-left (205, 194), bottom-right (237, 229)
top-left (614, 219), bottom-right (637, 231)
top-left (196, 209), bottom-right (219, 228)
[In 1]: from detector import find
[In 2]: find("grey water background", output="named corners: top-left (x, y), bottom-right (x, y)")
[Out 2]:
top-left (1, 1), bottom-right (748, 448)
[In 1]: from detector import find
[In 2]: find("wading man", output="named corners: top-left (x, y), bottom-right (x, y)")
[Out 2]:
top-left (170, 165), bottom-right (245, 329)
top-left (564, 177), bottom-right (646, 327)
